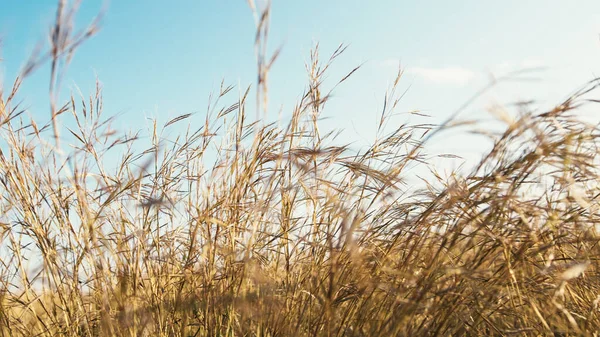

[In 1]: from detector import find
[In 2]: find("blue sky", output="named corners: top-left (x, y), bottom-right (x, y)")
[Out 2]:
top-left (2, 1), bottom-right (600, 169)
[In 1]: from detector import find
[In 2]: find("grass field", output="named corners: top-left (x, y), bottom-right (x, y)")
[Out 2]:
top-left (1, 2), bottom-right (600, 336)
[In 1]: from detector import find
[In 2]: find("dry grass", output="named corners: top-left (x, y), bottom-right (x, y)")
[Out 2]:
top-left (1, 2), bottom-right (600, 336)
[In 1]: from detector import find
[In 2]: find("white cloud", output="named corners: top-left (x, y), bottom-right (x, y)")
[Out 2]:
top-left (521, 58), bottom-right (545, 68)
top-left (408, 66), bottom-right (477, 86)
top-left (378, 57), bottom-right (547, 86)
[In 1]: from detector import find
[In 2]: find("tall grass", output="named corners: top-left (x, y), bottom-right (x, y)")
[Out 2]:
top-left (1, 2), bottom-right (600, 336)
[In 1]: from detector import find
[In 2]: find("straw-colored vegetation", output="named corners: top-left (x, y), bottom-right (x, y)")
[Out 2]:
top-left (1, 1), bottom-right (600, 336)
